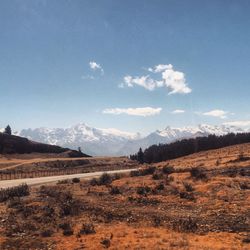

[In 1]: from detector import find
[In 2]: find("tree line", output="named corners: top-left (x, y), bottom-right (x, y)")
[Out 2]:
top-left (130, 133), bottom-right (250, 164)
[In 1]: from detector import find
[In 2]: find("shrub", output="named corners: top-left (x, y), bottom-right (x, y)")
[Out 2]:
top-left (72, 177), bottom-right (80, 183)
top-left (240, 182), bottom-right (250, 190)
top-left (143, 166), bottom-right (156, 175)
top-left (152, 215), bottom-right (162, 227)
top-left (63, 228), bottom-right (74, 236)
top-left (101, 238), bottom-right (111, 248)
top-left (90, 178), bottom-right (99, 186)
top-left (130, 170), bottom-right (140, 177)
top-left (0, 184), bottom-right (29, 203)
top-left (152, 172), bottom-right (163, 180)
top-left (113, 173), bottom-right (122, 180)
top-left (162, 166), bottom-right (175, 175)
top-left (137, 186), bottom-right (151, 196)
top-left (155, 182), bottom-right (164, 191)
top-left (242, 235), bottom-right (250, 243)
top-left (57, 179), bottom-right (70, 185)
top-left (41, 229), bottom-right (53, 237)
top-left (130, 166), bottom-right (156, 177)
top-left (179, 192), bottom-right (195, 201)
top-left (79, 223), bottom-right (95, 235)
top-left (110, 186), bottom-right (121, 195)
top-left (7, 197), bottom-right (22, 208)
top-left (190, 167), bottom-right (208, 180)
top-left (98, 173), bottom-right (112, 185)
top-left (59, 196), bottom-right (81, 217)
top-left (183, 182), bottom-right (194, 192)
top-left (165, 176), bottom-right (174, 184)
top-left (59, 222), bottom-right (71, 231)
top-left (174, 217), bottom-right (198, 233)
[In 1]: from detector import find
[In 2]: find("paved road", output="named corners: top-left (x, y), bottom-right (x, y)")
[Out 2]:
top-left (0, 168), bottom-right (137, 189)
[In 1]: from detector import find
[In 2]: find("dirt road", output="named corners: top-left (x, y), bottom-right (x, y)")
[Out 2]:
top-left (0, 168), bottom-right (137, 188)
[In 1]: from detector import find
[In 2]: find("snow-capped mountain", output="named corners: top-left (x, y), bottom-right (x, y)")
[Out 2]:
top-left (18, 123), bottom-right (141, 156)
top-left (17, 123), bottom-right (247, 156)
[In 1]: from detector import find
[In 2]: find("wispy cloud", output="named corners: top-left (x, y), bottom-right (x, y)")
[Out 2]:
top-left (82, 61), bottom-right (104, 80)
top-left (81, 75), bottom-right (95, 80)
top-left (102, 107), bottom-right (162, 117)
top-left (223, 120), bottom-right (250, 127)
top-left (121, 64), bottom-right (192, 95)
top-left (202, 109), bottom-right (228, 119)
top-left (171, 109), bottom-right (185, 114)
top-left (89, 61), bottom-right (104, 74)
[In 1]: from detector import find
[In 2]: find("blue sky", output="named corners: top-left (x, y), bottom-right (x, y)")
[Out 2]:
top-left (1, 0), bottom-right (250, 134)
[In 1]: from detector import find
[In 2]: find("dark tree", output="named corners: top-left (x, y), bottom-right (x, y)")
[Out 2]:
top-left (4, 125), bottom-right (12, 135)
top-left (135, 132), bottom-right (250, 164)
top-left (78, 147), bottom-right (82, 153)
top-left (137, 147), bottom-right (144, 164)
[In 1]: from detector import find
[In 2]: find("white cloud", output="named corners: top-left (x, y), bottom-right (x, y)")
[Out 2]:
top-left (161, 65), bottom-right (191, 94)
top-left (121, 64), bottom-right (191, 95)
top-left (223, 120), bottom-right (250, 127)
top-left (102, 107), bottom-right (162, 117)
top-left (171, 109), bottom-right (185, 114)
top-left (89, 61), bottom-right (104, 74)
top-left (122, 75), bottom-right (163, 91)
top-left (202, 109), bottom-right (228, 119)
top-left (148, 64), bottom-right (173, 73)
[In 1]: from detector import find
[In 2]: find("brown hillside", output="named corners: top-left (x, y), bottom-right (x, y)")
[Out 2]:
top-left (0, 143), bottom-right (249, 249)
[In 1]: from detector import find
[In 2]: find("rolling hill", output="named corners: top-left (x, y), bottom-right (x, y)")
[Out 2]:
top-left (0, 132), bottom-right (89, 157)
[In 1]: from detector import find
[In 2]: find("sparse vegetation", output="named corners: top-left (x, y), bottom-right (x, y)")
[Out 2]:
top-left (130, 166), bottom-right (156, 177)
top-left (110, 186), bottom-right (121, 195)
top-left (41, 229), bottom-right (53, 237)
top-left (183, 182), bottom-right (194, 192)
top-left (190, 167), bottom-right (208, 180)
top-left (79, 223), bottom-right (96, 235)
top-left (0, 143), bottom-right (249, 249)
top-left (179, 191), bottom-right (195, 201)
top-left (0, 184), bottom-right (29, 202)
top-left (162, 165), bottom-right (175, 174)
top-left (137, 186), bottom-right (151, 196)
top-left (152, 172), bottom-right (163, 180)
top-left (99, 173), bottom-right (112, 185)
top-left (72, 177), bottom-right (80, 183)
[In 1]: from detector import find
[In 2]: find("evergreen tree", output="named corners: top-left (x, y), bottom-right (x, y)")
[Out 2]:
top-left (4, 125), bottom-right (12, 135)
top-left (137, 147), bottom-right (144, 164)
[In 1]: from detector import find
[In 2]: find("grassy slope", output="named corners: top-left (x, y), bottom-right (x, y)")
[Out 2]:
top-left (0, 143), bottom-right (249, 249)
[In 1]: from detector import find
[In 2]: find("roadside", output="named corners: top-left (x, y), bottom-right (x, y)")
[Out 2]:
top-left (0, 168), bottom-right (137, 188)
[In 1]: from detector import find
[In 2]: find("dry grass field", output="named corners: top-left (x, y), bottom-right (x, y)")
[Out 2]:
top-left (0, 143), bottom-right (249, 249)
top-left (0, 154), bottom-right (136, 180)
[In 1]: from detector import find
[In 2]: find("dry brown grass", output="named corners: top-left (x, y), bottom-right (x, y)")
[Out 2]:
top-left (0, 144), bottom-right (249, 249)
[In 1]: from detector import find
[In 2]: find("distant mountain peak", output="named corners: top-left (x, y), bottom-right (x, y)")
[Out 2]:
top-left (17, 123), bottom-right (249, 156)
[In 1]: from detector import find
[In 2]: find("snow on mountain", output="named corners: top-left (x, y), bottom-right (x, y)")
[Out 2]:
top-left (18, 123), bottom-right (248, 156)
top-left (18, 123), bottom-right (141, 156)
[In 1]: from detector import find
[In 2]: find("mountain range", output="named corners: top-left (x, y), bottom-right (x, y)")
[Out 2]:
top-left (13, 123), bottom-right (248, 156)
